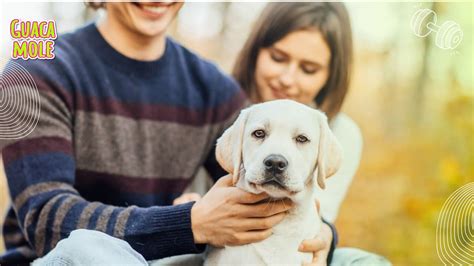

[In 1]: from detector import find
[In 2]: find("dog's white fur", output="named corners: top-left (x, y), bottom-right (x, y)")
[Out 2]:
top-left (206, 100), bottom-right (343, 265)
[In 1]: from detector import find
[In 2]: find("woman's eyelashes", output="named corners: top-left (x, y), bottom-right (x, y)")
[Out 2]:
top-left (270, 49), bottom-right (287, 63)
top-left (301, 63), bottom-right (320, 75)
top-left (269, 49), bottom-right (320, 75)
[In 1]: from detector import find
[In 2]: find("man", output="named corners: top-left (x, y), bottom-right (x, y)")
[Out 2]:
top-left (0, 2), bottom-right (333, 265)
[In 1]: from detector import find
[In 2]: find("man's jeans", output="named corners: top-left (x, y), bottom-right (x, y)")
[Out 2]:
top-left (33, 229), bottom-right (391, 266)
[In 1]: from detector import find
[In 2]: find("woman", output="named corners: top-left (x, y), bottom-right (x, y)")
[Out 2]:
top-left (233, 2), bottom-right (390, 265)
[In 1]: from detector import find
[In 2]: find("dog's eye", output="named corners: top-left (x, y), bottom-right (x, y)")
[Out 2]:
top-left (296, 135), bottom-right (309, 143)
top-left (252, 129), bottom-right (266, 139)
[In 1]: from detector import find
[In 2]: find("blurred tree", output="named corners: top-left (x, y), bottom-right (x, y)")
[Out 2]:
top-left (413, 2), bottom-right (435, 124)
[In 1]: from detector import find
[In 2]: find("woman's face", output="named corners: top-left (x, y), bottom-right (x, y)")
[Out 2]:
top-left (105, 1), bottom-right (183, 37)
top-left (254, 30), bottom-right (331, 105)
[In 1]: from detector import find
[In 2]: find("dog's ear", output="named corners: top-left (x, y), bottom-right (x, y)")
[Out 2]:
top-left (216, 108), bottom-right (250, 185)
top-left (312, 111), bottom-right (343, 189)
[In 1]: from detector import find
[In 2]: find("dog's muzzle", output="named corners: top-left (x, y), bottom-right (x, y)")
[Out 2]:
top-left (262, 154), bottom-right (288, 189)
top-left (264, 154), bottom-right (288, 174)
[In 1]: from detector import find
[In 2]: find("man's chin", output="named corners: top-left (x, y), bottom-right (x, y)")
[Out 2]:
top-left (133, 21), bottom-right (168, 38)
top-left (128, 8), bottom-right (177, 37)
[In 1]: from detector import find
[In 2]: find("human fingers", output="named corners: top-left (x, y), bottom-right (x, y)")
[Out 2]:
top-left (214, 174), bottom-right (233, 187)
top-left (241, 198), bottom-right (294, 217)
top-left (228, 187), bottom-right (269, 204)
top-left (298, 237), bottom-right (326, 253)
top-left (226, 229), bottom-right (273, 246)
top-left (312, 251), bottom-right (327, 266)
top-left (237, 212), bottom-right (287, 231)
top-left (302, 252), bottom-right (326, 266)
top-left (300, 236), bottom-right (329, 266)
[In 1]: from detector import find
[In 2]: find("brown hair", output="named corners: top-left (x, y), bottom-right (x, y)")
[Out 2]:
top-left (233, 3), bottom-right (353, 120)
top-left (84, 1), bottom-right (105, 10)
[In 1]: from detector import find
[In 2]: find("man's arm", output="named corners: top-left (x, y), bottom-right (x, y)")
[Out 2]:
top-left (1, 62), bottom-right (204, 261)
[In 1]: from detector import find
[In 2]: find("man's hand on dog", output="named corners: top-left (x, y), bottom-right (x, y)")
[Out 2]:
top-left (190, 174), bottom-right (294, 247)
top-left (177, 181), bottom-right (331, 265)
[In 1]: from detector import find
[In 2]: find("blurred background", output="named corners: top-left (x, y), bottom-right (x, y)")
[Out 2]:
top-left (0, 2), bottom-right (472, 265)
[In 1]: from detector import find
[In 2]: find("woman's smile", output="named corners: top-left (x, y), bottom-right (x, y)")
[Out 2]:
top-left (268, 83), bottom-right (290, 99)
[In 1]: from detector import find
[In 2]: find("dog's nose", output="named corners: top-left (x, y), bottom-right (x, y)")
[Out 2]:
top-left (263, 154), bottom-right (288, 174)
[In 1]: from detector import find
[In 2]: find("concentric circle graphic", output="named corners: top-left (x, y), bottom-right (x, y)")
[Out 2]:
top-left (436, 182), bottom-right (474, 265)
top-left (0, 58), bottom-right (41, 139)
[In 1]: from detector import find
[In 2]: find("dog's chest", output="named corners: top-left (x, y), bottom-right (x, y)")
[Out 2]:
top-left (206, 208), bottom-right (321, 265)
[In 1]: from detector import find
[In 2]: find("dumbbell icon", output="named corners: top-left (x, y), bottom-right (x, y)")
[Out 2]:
top-left (411, 9), bottom-right (463, 50)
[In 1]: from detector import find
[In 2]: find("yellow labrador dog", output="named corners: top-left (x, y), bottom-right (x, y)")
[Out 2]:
top-left (206, 99), bottom-right (343, 265)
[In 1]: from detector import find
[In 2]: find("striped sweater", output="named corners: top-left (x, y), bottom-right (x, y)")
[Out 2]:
top-left (0, 23), bottom-right (245, 264)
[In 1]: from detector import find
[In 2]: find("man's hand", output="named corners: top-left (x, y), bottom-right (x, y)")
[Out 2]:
top-left (173, 193), bottom-right (202, 205)
top-left (299, 200), bottom-right (332, 266)
top-left (191, 175), bottom-right (294, 247)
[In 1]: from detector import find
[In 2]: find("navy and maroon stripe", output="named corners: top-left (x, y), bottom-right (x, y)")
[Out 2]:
top-left (74, 89), bottom-right (246, 125)
top-left (75, 169), bottom-right (193, 194)
top-left (3, 70), bottom-right (246, 126)
top-left (2, 137), bottom-right (72, 165)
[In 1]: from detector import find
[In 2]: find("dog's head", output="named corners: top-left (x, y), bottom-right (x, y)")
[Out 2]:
top-left (216, 99), bottom-right (343, 201)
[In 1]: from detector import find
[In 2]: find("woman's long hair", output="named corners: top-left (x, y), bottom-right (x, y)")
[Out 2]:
top-left (233, 2), bottom-right (353, 120)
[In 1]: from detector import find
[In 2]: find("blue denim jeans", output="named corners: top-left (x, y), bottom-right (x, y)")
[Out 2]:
top-left (33, 229), bottom-right (391, 266)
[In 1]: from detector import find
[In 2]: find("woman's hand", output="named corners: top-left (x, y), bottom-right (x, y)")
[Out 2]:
top-left (173, 192), bottom-right (202, 205)
top-left (191, 175), bottom-right (294, 247)
top-left (299, 200), bottom-right (333, 266)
